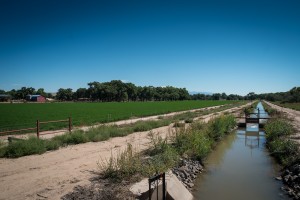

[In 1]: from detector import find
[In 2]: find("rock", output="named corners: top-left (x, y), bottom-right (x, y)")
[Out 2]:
top-left (284, 175), bottom-right (291, 183)
top-left (182, 170), bottom-right (189, 179)
top-left (171, 158), bottom-right (204, 190)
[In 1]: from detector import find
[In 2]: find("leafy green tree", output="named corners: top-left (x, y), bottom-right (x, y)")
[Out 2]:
top-left (125, 83), bottom-right (138, 101)
top-left (74, 88), bottom-right (88, 99)
top-left (15, 87), bottom-right (36, 99)
top-left (36, 88), bottom-right (46, 96)
top-left (56, 88), bottom-right (73, 101)
top-left (47, 93), bottom-right (54, 98)
top-left (7, 89), bottom-right (16, 99)
top-left (212, 93), bottom-right (221, 100)
top-left (221, 92), bottom-right (227, 100)
top-left (246, 92), bottom-right (256, 101)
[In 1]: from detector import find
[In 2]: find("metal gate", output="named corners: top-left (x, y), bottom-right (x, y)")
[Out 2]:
top-left (148, 172), bottom-right (166, 200)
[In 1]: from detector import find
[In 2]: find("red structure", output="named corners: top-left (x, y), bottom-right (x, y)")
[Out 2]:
top-left (36, 95), bottom-right (46, 102)
top-left (26, 95), bottom-right (46, 102)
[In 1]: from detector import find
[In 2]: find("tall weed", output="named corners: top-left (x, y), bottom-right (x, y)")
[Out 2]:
top-left (4, 137), bottom-right (60, 158)
top-left (265, 119), bottom-right (293, 141)
top-left (265, 118), bottom-right (298, 166)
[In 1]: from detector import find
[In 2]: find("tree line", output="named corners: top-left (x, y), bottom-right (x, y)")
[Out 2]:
top-left (59, 80), bottom-right (191, 101)
top-left (256, 87), bottom-right (300, 103)
top-left (0, 80), bottom-right (191, 102)
top-left (1, 80), bottom-right (279, 102)
top-left (0, 87), bottom-right (53, 100)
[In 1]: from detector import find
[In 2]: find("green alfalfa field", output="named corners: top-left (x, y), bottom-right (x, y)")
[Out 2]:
top-left (0, 100), bottom-right (236, 132)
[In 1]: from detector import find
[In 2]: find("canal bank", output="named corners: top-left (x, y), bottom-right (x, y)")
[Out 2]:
top-left (263, 101), bottom-right (300, 199)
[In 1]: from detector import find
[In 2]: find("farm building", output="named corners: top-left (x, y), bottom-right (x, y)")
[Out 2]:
top-left (0, 94), bottom-right (11, 102)
top-left (26, 95), bottom-right (46, 102)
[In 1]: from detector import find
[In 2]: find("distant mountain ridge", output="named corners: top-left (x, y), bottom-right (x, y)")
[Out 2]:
top-left (189, 91), bottom-right (213, 95)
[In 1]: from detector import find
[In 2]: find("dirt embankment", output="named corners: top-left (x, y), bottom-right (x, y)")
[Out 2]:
top-left (0, 103), bottom-right (251, 200)
top-left (263, 101), bottom-right (300, 199)
top-left (264, 101), bottom-right (300, 141)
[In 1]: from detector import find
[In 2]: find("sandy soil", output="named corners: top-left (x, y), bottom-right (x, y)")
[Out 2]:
top-left (0, 103), bottom-right (251, 200)
top-left (264, 101), bottom-right (300, 141)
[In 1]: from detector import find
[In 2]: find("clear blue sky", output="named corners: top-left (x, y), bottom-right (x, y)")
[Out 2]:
top-left (0, 0), bottom-right (299, 95)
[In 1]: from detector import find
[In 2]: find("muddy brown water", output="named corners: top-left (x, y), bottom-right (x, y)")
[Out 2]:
top-left (192, 102), bottom-right (290, 200)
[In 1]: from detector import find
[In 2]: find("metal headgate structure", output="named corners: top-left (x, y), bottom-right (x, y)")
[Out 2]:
top-left (245, 111), bottom-right (270, 124)
top-left (149, 172), bottom-right (166, 200)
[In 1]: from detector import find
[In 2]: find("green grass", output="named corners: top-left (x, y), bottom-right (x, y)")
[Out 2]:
top-left (265, 118), bottom-right (299, 166)
top-left (264, 119), bottom-right (293, 141)
top-left (273, 102), bottom-right (300, 111)
top-left (0, 101), bottom-right (236, 133)
top-left (2, 137), bottom-right (60, 158)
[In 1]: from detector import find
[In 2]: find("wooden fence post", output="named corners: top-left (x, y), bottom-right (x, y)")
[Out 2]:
top-left (69, 117), bottom-right (72, 133)
top-left (36, 120), bottom-right (40, 139)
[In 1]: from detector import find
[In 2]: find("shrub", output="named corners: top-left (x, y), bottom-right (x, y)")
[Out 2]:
top-left (0, 140), bottom-right (7, 157)
top-left (3, 137), bottom-right (59, 158)
top-left (44, 139), bottom-right (60, 151)
top-left (207, 115), bottom-right (236, 141)
top-left (86, 125), bottom-right (130, 142)
top-left (172, 112), bottom-right (197, 121)
top-left (171, 124), bottom-right (212, 159)
top-left (148, 132), bottom-right (169, 156)
top-left (188, 130), bottom-right (212, 159)
top-left (132, 120), bottom-right (171, 132)
top-left (171, 115), bottom-right (235, 159)
top-left (184, 118), bottom-right (193, 123)
top-left (264, 118), bottom-right (298, 166)
top-left (268, 139), bottom-right (299, 166)
top-left (146, 145), bottom-right (179, 175)
top-left (86, 127), bottom-right (110, 142)
top-left (53, 130), bottom-right (88, 145)
top-left (132, 121), bottom-right (153, 132)
top-left (265, 119), bottom-right (293, 141)
top-left (99, 144), bottom-right (143, 181)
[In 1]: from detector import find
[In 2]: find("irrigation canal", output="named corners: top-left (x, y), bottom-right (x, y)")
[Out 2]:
top-left (192, 102), bottom-right (289, 200)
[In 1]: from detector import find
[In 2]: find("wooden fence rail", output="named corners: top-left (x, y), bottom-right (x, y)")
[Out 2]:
top-left (0, 117), bottom-right (72, 138)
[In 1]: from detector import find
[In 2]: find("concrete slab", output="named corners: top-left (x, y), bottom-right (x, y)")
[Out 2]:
top-left (130, 171), bottom-right (193, 200)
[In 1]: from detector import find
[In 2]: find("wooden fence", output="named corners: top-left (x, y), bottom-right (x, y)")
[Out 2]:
top-left (0, 117), bottom-right (72, 138)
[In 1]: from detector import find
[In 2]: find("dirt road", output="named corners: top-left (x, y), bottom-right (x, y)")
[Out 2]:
top-left (0, 103), bottom-right (250, 200)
